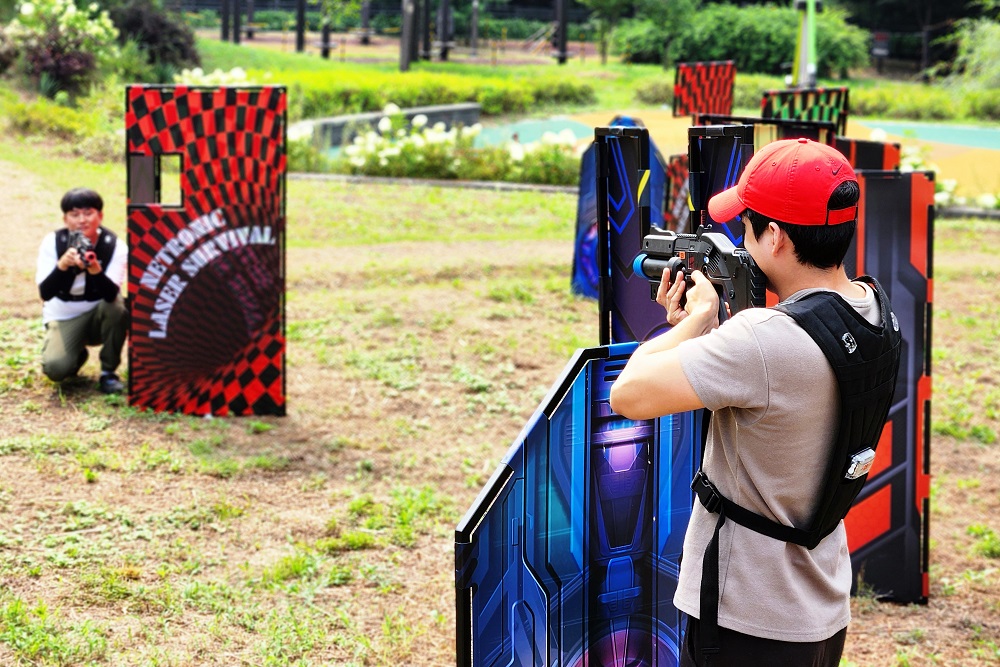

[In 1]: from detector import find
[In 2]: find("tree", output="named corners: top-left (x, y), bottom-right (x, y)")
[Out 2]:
top-left (577, 0), bottom-right (631, 64)
top-left (829, 0), bottom-right (978, 70)
top-left (948, 0), bottom-right (1000, 88)
top-left (635, 0), bottom-right (700, 68)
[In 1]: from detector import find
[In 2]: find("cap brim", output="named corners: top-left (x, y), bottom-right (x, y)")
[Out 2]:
top-left (707, 185), bottom-right (745, 223)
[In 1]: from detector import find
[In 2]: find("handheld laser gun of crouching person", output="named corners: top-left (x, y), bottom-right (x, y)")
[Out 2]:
top-left (67, 230), bottom-right (98, 267)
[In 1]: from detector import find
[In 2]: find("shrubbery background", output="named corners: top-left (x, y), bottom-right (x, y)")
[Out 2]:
top-left (2, 0), bottom-right (1000, 186)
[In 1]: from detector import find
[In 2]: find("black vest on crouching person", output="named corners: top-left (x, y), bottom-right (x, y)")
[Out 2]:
top-left (51, 227), bottom-right (119, 302)
top-left (690, 276), bottom-right (902, 658)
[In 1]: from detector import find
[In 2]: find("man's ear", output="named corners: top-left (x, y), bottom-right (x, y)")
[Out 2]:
top-left (768, 221), bottom-right (786, 257)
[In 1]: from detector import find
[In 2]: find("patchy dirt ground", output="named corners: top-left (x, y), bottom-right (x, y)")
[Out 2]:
top-left (1, 148), bottom-right (999, 667)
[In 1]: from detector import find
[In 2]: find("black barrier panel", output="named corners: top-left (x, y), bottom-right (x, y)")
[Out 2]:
top-left (842, 170), bottom-right (933, 603)
top-left (126, 85), bottom-right (287, 416)
top-left (693, 114), bottom-right (836, 149)
top-left (835, 136), bottom-right (902, 171)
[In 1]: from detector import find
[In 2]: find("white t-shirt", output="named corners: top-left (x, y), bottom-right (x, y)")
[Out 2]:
top-left (36, 229), bottom-right (127, 324)
top-left (674, 283), bottom-right (880, 643)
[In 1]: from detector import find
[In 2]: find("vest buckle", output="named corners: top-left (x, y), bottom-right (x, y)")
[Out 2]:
top-left (691, 470), bottom-right (723, 514)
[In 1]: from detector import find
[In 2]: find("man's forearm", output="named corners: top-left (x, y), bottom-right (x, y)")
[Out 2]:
top-left (629, 310), bottom-right (715, 361)
top-left (38, 266), bottom-right (74, 301)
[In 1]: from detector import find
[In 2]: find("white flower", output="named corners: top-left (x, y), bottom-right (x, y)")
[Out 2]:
top-left (411, 135), bottom-right (426, 149)
top-left (349, 156), bottom-right (366, 167)
top-left (558, 129), bottom-right (577, 145)
top-left (383, 103), bottom-right (401, 115)
top-left (396, 128), bottom-right (407, 138)
top-left (411, 114), bottom-right (428, 129)
top-left (20, 2), bottom-right (34, 15)
top-left (377, 117), bottom-right (392, 134)
top-left (933, 192), bottom-right (951, 206)
top-left (508, 142), bottom-right (525, 161)
top-left (869, 128), bottom-right (888, 143)
top-left (379, 157), bottom-right (389, 167)
top-left (432, 121), bottom-right (446, 133)
top-left (976, 193), bottom-right (997, 209)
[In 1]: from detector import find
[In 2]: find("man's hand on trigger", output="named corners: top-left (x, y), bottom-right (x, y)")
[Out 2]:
top-left (58, 248), bottom-right (81, 271)
top-left (657, 267), bottom-right (688, 326)
top-left (685, 270), bottom-right (721, 330)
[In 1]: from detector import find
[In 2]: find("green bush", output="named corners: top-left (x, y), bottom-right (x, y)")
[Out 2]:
top-left (611, 19), bottom-right (665, 65)
top-left (182, 9), bottom-right (218, 29)
top-left (851, 84), bottom-right (957, 120)
top-left (733, 73), bottom-right (784, 111)
top-left (110, 0), bottom-right (200, 75)
top-left (963, 88), bottom-right (1000, 121)
top-left (4, 98), bottom-right (100, 140)
top-left (476, 82), bottom-right (533, 115)
top-left (0, 27), bottom-right (16, 75)
top-left (249, 10), bottom-right (296, 31)
top-left (634, 77), bottom-right (673, 105)
top-left (617, 4), bottom-right (868, 78)
top-left (5, 0), bottom-right (119, 96)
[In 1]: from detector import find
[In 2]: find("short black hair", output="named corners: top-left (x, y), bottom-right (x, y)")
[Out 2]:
top-left (746, 180), bottom-right (859, 269)
top-left (60, 188), bottom-right (104, 213)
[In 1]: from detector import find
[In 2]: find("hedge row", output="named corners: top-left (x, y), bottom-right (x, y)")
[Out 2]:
top-left (280, 69), bottom-right (596, 120)
top-left (635, 73), bottom-right (1000, 122)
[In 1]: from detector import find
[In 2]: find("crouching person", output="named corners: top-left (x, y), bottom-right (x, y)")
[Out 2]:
top-left (36, 188), bottom-right (128, 394)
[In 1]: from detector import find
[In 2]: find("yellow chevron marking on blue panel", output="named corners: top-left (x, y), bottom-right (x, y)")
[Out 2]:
top-left (637, 169), bottom-right (650, 206)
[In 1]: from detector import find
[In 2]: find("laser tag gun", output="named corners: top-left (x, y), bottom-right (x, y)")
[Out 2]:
top-left (67, 230), bottom-right (97, 267)
top-left (632, 225), bottom-right (766, 321)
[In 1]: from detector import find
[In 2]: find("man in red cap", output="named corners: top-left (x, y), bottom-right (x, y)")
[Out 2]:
top-left (611, 138), bottom-right (900, 666)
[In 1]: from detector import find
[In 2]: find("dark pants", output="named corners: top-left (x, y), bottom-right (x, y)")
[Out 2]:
top-left (679, 616), bottom-right (847, 667)
top-left (42, 296), bottom-right (127, 381)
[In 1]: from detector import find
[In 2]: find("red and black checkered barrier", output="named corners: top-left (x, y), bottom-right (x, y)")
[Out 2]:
top-left (126, 85), bottom-right (287, 416)
top-left (761, 87), bottom-right (850, 137)
top-left (663, 154), bottom-right (690, 233)
top-left (673, 60), bottom-right (736, 118)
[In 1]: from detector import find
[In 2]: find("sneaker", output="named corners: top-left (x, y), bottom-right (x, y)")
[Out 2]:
top-left (98, 372), bottom-right (124, 395)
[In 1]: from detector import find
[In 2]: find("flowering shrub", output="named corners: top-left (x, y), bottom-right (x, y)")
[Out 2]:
top-left (6, 0), bottom-right (119, 95)
top-left (332, 104), bottom-right (583, 186)
top-left (174, 66), bottom-right (258, 86)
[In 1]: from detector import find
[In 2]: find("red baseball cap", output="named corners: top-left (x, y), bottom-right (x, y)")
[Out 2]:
top-left (707, 138), bottom-right (858, 226)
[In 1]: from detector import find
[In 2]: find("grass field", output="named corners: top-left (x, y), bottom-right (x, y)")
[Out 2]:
top-left (1, 81), bottom-right (999, 665)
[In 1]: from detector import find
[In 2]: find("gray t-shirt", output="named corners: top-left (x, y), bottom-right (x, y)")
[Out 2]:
top-left (674, 283), bottom-right (880, 643)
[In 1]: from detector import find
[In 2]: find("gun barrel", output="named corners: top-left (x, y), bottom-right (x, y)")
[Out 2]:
top-left (634, 254), bottom-right (685, 283)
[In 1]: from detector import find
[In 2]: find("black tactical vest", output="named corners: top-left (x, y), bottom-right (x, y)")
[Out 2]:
top-left (52, 227), bottom-right (119, 302)
top-left (691, 276), bottom-right (902, 658)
